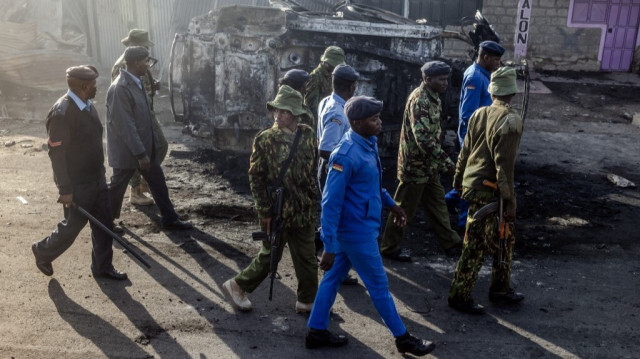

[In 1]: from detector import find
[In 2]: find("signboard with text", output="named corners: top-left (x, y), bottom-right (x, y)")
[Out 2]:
top-left (514, 0), bottom-right (532, 59)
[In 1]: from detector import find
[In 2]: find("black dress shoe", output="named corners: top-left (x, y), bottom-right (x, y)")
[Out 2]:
top-left (342, 274), bottom-right (358, 286)
top-left (93, 268), bottom-right (128, 281)
top-left (163, 219), bottom-right (193, 230)
top-left (395, 332), bottom-right (436, 356)
top-left (32, 243), bottom-right (53, 276)
top-left (305, 329), bottom-right (348, 349)
top-left (381, 248), bottom-right (412, 262)
top-left (489, 289), bottom-right (525, 304)
top-left (448, 297), bottom-right (485, 314)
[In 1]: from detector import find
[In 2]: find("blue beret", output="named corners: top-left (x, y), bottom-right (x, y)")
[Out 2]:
top-left (124, 46), bottom-right (149, 62)
top-left (421, 61), bottom-right (451, 77)
top-left (344, 96), bottom-right (383, 122)
top-left (479, 41), bottom-right (505, 56)
top-left (332, 64), bottom-right (360, 82)
top-left (281, 69), bottom-right (310, 90)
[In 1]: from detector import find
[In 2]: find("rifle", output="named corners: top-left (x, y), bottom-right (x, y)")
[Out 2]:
top-left (71, 202), bottom-right (151, 268)
top-left (251, 187), bottom-right (284, 301)
top-left (479, 180), bottom-right (509, 268)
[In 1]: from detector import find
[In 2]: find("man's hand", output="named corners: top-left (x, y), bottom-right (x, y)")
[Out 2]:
top-left (138, 155), bottom-right (151, 172)
top-left (391, 205), bottom-right (407, 227)
top-left (261, 217), bottom-right (271, 235)
top-left (319, 251), bottom-right (335, 271)
top-left (57, 193), bottom-right (73, 208)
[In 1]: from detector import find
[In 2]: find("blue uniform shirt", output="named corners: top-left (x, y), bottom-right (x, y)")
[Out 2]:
top-left (317, 93), bottom-right (351, 152)
top-left (320, 129), bottom-right (396, 253)
top-left (458, 63), bottom-right (492, 146)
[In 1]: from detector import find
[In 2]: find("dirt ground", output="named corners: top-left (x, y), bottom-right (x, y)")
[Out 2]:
top-left (1, 71), bottom-right (640, 359)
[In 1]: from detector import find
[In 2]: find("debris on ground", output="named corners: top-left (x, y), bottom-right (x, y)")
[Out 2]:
top-left (606, 173), bottom-right (636, 188)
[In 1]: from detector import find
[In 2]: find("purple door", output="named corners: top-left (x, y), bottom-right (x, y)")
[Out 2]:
top-left (602, 0), bottom-right (640, 71)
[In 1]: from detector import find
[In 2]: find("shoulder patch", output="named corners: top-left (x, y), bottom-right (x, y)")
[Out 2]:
top-left (466, 85), bottom-right (476, 90)
top-left (330, 118), bottom-right (342, 125)
top-left (331, 163), bottom-right (344, 172)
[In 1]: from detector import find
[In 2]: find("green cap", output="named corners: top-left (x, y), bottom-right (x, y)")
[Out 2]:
top-left (488, 67), bottom-right (518, 96)
top-left (266, 85), bottom-right (306, 116)
top-left (321, 46), bottom-right (345, 67)
top-left (121, 29), bottom-right (154, 47)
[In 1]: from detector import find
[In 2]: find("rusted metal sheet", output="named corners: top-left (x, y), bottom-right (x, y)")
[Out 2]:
top-left (172, 4), bottom-right (444, 152)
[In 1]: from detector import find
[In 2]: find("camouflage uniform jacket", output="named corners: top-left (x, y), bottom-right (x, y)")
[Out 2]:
top-left (299, 104), bottom-right (316, 130)
top-left (248, 123), bottom-right (319, 228)
top-left (397, 82), bottom-right (455, 183)
top-left (111, 54), bottom-right (156, 108)
top-left (453, 99), bottom-right (523, 212)
top-left (304, 64), bottom-right (332, 128)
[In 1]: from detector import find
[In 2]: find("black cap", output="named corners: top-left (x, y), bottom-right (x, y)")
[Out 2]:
top-left (421, 61), bottom-right (451, 77)
top-left (332, 64), bottom-right (360, 82)
top-left (66, 65), bottom-right (99, 80)
top-left (344, 96), bottom-right (383, 122)
top-left (479, 41), bottom-right (505, 56)
top-left (124, 46), bottom-right (150, 62)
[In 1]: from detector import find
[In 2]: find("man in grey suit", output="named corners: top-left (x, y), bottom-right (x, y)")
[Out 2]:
top-left (106, 46), bottom-right (192, 230)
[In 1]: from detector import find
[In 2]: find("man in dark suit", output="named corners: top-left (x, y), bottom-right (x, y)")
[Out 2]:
top-left (106, 46), bottom-right (191, 230)
top-left (32, 65), bottom-right (127, 280)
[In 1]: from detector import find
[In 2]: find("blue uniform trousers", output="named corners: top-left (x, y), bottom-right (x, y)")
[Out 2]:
top-left (444, 189), bottom-right (468, 228)
top-left (308, 236), bottom-right (406, 337)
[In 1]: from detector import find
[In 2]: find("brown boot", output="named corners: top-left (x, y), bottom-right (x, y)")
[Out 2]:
top-left (139, 178), bottom-right (150, 193)
top-left (129, 185), bottom-right (154, 206)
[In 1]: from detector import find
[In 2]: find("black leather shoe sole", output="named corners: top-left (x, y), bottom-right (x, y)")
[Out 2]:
top-left (398, 341), bottom-right (436, 356)
top-left (489, 291), bottom-right (525, 304)
top-left (341, 275), bottom-right (358, 286)
top-left (32, 244), bottom-right (53, 276)
top-left (448, 298), bottom-right (485, 314)
top-left (93, 269), bottom-right (128, 281)
top-left (305, 330), bottom-right (348, 349)
top-left (163, 220), bottom-right (193, 230)
top-left (381, 251), bottom-right (412, 262)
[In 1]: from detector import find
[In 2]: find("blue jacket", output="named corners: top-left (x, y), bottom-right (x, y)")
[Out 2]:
top-left (458, 63), bottom-right (492, 145)
top-left (317, 93), bottom-right (351, 152)
top-left (320, 129), bottom-right (396, 253)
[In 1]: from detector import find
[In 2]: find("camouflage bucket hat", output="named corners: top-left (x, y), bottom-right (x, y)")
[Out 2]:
top-left (266, 85), bottom-right (306, 116)
top-left (321, 46), bottom-right (345, 67)
top-left (121, 29), bottom-right (154, 47)
top-left (488, 66), bottom-right (518, 96)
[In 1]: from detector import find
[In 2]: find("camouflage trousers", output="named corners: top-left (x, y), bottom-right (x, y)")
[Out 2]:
top-left (449, 197), bottom-right (516, 302)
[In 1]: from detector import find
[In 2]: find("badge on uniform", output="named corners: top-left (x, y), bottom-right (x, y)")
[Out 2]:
top-left (466, 85), bottom-right (475, 90)
top-left (330, 118), bottom-right (342, 125)
top-left (332, 163), bottom-right (344, 172)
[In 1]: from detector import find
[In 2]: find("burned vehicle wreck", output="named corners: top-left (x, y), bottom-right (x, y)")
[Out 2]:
top-left (170, 2), bottom-right (527, 153)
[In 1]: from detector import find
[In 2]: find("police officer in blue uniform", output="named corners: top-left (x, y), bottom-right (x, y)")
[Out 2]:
top-left (445, 41), bottom-right (505, 229)
top-left (305, 96), bottom-right (436, 356)
top-left (31, 65), bottom-right (127, 280)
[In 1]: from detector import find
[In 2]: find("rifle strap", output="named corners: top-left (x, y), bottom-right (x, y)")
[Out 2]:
top-left (274, 127), bottom-right (302, 189)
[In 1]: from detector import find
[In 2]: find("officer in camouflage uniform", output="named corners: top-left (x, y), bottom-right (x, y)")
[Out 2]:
top-left (448, 67), bottom-right (524, 314)
top-left (380, 61), bottom-right (461, 262)
top-left (223, 85), bottom-right (319, 313)
top-left (304, 46), bottom-right (345, 129)
top-left (111, 29), bottom-right (167, 206)
top-left (279, 69), bottom-right (315, 127)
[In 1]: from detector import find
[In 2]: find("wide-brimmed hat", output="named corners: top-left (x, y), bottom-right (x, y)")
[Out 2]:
top-left (488, 66), bottom-right (518, 96)
top-left (121, 29), bottom-right (154, 47)
top-left (321, 46), bottom-right (345, 67)
top-left (266, 85), bottom-right (306, 116)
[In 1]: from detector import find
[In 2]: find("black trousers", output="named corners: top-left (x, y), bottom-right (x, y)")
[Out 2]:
top-left (108, 160), bottom-right (179, 226)
top-left (34, 177), bottom-right (114, 272)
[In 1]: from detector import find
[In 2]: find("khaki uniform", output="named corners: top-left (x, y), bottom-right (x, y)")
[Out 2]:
top-left (304, 64), bottom-right (332, 129)
top-left (449, 99), bottom-right (523, 302)
top-left (235, 123), bottom-right (319, 303)
top-left (381, 83), bottom-right (460, 254)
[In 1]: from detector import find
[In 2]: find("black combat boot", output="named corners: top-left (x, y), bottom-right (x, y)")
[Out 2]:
top-left (395, 332), bottom-right (436, 356)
